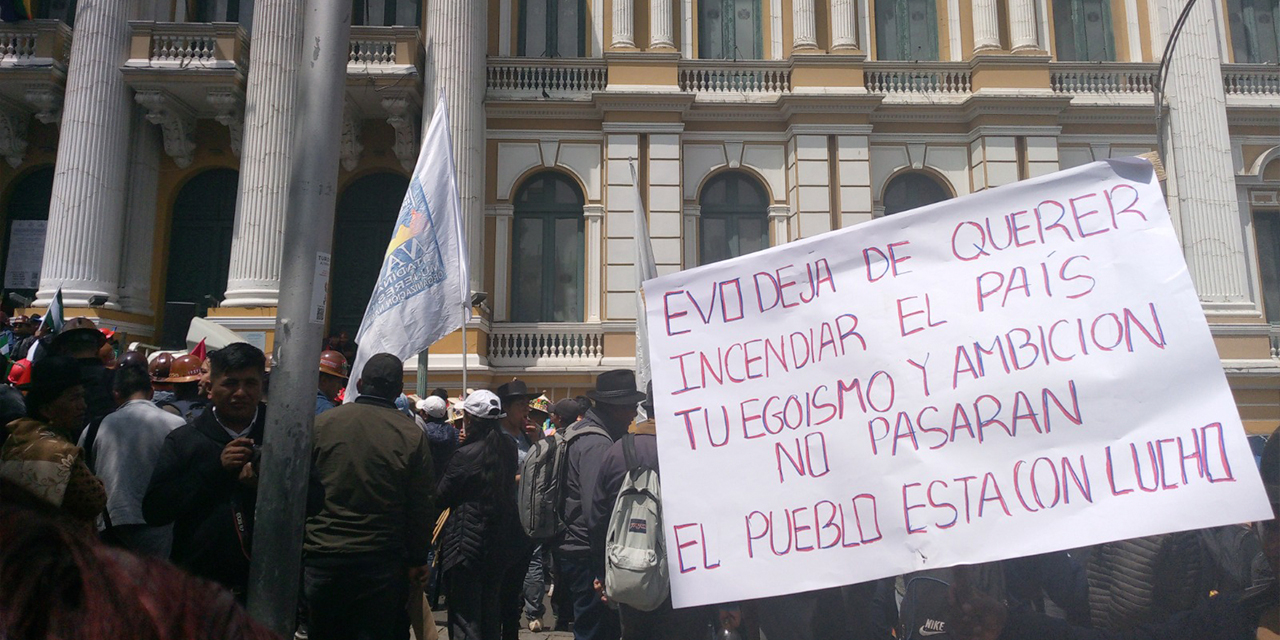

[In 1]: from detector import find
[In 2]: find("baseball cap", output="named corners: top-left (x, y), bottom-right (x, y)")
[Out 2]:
top-left (463, 389), bottom-right (506, 419)
top-left (417, 395), bottom-right (448, 419)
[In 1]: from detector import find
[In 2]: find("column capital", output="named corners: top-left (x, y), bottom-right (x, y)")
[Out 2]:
top-left (683, 204), bottom-right (701, 218)
top-left (486, 204), bottom-right (516, 217)
top-left (206, 89), bottom-right (245, 156)
top-left (583, 203), bottom-right (606, 219)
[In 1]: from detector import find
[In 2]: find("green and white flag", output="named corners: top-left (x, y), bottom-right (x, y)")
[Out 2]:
top-left (27, 288), bottom-right (64, 362)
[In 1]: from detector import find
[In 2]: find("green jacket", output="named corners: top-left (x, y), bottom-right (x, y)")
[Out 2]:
top-left (305, 396), bottom-right (435, 564)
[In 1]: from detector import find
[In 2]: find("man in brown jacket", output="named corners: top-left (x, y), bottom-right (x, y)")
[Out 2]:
top-left (304, 352), bottom-right (435, 640)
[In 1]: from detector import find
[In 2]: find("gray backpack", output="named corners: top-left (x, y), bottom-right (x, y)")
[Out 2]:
top-left (604, 434), bottom-right (669, 612)
top-left (518, 421), bottom-right (608, 540)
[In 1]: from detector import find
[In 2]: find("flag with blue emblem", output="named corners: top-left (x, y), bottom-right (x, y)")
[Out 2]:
top-left (345, 98), bottom-right (470, 400)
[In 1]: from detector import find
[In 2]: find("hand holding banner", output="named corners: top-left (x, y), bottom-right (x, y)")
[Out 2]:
top-left (642, 158), bottom-right (1271, 608)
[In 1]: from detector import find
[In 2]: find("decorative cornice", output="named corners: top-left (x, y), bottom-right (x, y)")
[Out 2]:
top-left (135, 90), bottom-right (196, 168)
top-left (600, 122), bottom-right (685, 134)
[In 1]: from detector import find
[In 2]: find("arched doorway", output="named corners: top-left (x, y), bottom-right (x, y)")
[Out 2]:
top-left (165, 169), bottom-right (238, 311)
top-left (699, 171), bottom-right (769, 265)
top-left (331, 172), bottom-right (409, 336)
top-left (3, 166), bottom-right (55, 301)
top-left (882, 171), bottom-right (951, 215)
top-left (511, 171), bottom-right (585, 323)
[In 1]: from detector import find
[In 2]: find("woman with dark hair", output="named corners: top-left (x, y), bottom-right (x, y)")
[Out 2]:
top-left (438, 389), bottom-right (524, 640)
top-left (0, 355), bottom-right (105, 528)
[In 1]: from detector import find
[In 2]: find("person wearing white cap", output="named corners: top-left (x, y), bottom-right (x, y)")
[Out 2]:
top-left (415, 395), bottom-right (459, 485)
top-left (438, 390), bottom-right (527, 640)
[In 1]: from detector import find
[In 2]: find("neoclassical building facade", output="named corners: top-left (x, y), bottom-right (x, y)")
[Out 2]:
top-left (1, 0), bottom-right (1277, 430)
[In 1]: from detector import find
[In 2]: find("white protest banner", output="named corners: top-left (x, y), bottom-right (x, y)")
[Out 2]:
top-left (642, 158), bottom-right (1272, 609)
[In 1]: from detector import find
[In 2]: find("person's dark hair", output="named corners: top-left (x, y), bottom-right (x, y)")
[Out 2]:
top-left (111, 364), bottom-right (152, 399)
top-left (465, 416), bottom-right (516, 503)
top-left (0, 478), bottom-right (279, 640)
top-left (207, 343), bottom-right (266, 379)
top-left (431, 387), bottom-right (449, 402)
top-left (574, 395), bottom-right (592, 411)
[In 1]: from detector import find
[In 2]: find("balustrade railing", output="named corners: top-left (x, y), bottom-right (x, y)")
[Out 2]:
top-left (864, 62), bottom-right (971, 94)
top-left (1049, 63), bottom-right (1157, 94)
top-left (488, 324), bottom-right (605, 365)
top-left (1222, 64), bottom-right (1280, 95)
top-left (0, 19), bottom-right (71, 67)
top-left (129, 22), bottom-right (246, 69)
top-left (678, 61), bottom-right (792, 93)
top-left (486, 57), bottom-right (608, 96)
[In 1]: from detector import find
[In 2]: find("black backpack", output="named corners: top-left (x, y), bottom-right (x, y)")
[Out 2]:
top-left (898, 565), bottom-right (1006, 640)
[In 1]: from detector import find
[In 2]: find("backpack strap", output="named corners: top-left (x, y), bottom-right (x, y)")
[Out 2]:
top-left (622, 434), bottom-right (642, 473)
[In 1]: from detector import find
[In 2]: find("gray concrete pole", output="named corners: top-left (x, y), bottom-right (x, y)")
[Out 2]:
top-left (245, 0), bottom-right (351, 632)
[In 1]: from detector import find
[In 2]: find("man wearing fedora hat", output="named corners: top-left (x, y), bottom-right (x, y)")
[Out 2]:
top-left (47, 317), bottom-right (114, 432)
top-left (494, 379), bottom-right (545, 638)
top-left (558, 369), bottom-right (646, 640)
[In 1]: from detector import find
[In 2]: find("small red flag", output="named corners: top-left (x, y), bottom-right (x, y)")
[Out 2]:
top-left (191, 338), bottom-right (207, 361)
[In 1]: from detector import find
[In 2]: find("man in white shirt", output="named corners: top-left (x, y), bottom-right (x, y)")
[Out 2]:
top-left (86, 362), bottom-right (186, 556)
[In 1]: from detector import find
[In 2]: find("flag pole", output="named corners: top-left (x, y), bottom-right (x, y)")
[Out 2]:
top-left (461, 319), bottom-right (468, 393)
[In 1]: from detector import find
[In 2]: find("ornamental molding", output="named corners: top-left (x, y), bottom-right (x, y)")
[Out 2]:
top-left (380, 90), bottom-right (420, 172)
top-left (135, 90), bottom-right (196, 168)
top-left (340, 97), bottom-right (364, 172)
top-left (0, 107), bottom-right (29, 168)
top-left (23, 86), bottom-right (62, 124)
top-left (205, 89), bottom-right (244, 156)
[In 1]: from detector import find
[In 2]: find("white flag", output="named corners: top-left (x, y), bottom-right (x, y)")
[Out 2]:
top-left (345, 97), bottom-right (470, 400)
top-left (631, 162), bottom-right (658, 403)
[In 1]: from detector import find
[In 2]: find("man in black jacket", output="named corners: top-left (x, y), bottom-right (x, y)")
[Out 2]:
top-left (304, 352), bottom-right (435, 640)
top-left (143, 342), bottom-right (267, 598)
top-left (560, 369), bottom-right (645, 640)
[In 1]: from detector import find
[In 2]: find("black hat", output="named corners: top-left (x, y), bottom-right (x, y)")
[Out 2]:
top-left (552, 398), bottom-right (584, 421)
top-left (642, 381), bottom-right (655, 414)
top-left (586, 369), bottom-right (646, 405)
top-left (359, 353), bottom-right (404, 398)
top-left (495, 379), bottom-right (542, 402)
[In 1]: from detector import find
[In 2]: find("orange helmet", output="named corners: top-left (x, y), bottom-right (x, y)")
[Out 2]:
top-left (7, 359), bottom-right (32, 386)
top-left (165, 354), bottom-right (204, 383)
top-left (149, 352), bottom-right (174, 381)
top-left (319, 350), bottom-right (349, 379)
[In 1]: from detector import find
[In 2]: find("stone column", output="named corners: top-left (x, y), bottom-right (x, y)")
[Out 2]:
top-left (36, 0), bottom-right (133, 307)
top-left (650, 0), bottom-right (675, 48)
top-left (117, 104), bottom-right (161, 315)
top-left (612, 0), bottom-right (635, 48)
top-left (1009, 0), bottom-right (1040, 51)
top-left (1160, 0), bottom-right (1252, 311)
top-left (793, 0), bottom-right (818, 50)
top-left (767, 204), bottom-right (790, 246)
top-left (222, 0), bottom-right (302, 307)
top-left (972, 0), bottom-right (1001, 52)
top-left (426, 0), bottom-right (488, 292)
top-left (831, 0), bottom-right (859, 50)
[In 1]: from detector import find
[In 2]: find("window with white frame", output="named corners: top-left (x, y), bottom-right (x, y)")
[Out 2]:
top-left (882, 171), bottom-right (950, 215)
top-left (699, 0), bottom-right (764, 59)
top-left (511, 172), bottom-right (586, 322)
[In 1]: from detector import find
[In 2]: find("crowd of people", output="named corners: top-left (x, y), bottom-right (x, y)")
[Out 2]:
top-left (0, 311), bottom-right (1278, 640)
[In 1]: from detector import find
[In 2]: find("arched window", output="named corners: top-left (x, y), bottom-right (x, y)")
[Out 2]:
top-left (882, 171), bottom-right (950, 215)
top-left (875, 0), bottom-right (939, 60)
top-left (190, 0), bottom-right (255, 29)
top-left (2, 166), bottom-right (54, 298)
top-left (352, 0), bottom-right (421, 26)
top-left (511, 172), bottom-right (585, 322)
top-left (1053, 0), bottom-right (1116, 61)
top-left (331, 172), bottom-right (409, 336)
top-left (699, 172), bottom-right (769, 265)
top-left (36, 0), bottom-right (76, 25)
top-left (520, 0), bottom-right (587, 57)
top-left (1227, 0), bottom-right (1279, 63)
top-left (165, 169), bottom-right (238, 310)
top-left (699, 0), bottom-right (764, 59)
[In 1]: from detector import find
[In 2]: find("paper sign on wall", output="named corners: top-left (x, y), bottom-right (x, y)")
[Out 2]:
top-left (642, 158), bottom-right (1272, 609)
top-left (4, 220), bottom-right (47, 289)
